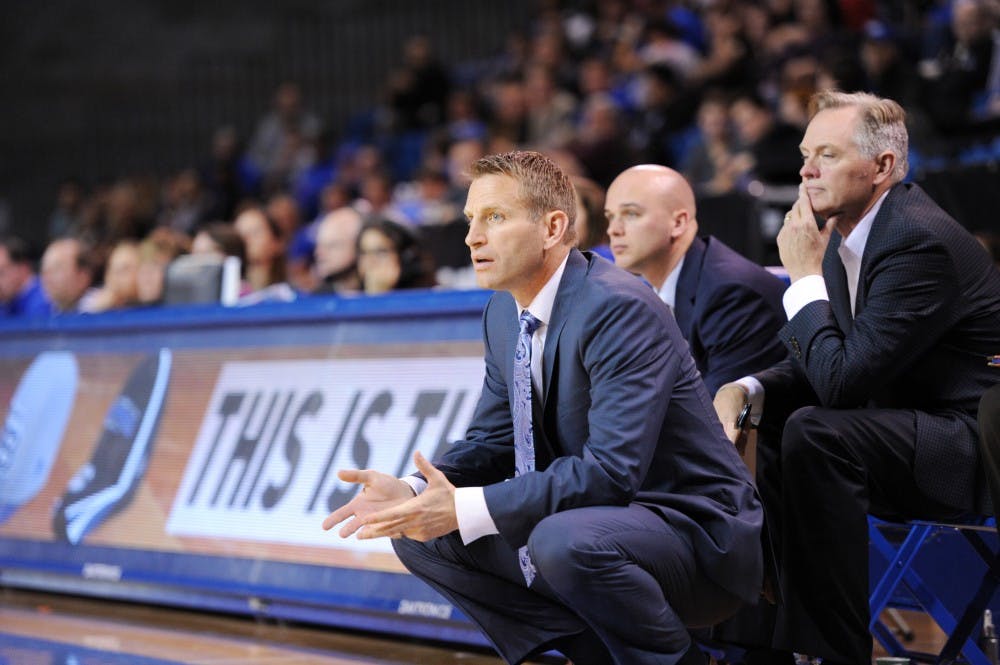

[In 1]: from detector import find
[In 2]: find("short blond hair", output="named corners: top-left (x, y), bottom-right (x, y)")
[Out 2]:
top-left (810, 91), bottom-right (909, 182)
top-left (469, 151), bottom-right (577, 245)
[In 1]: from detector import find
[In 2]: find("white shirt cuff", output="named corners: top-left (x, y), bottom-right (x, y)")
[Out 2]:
top-left (782, 274), bottom-right (828, 319)
top-left (736, 377), bottom-right (766, 426)
top-left (401, 476), bottom-right (426, 495)
top-left (455, 486), bottom-right (498, 545)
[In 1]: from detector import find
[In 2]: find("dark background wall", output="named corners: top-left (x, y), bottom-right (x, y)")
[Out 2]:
top-left (0, 0), bottom-right (534, 247)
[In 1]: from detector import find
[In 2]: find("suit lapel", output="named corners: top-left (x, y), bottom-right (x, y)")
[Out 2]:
top-left (673, 236), bottom-right (704, 336)
top-left (824, 232), bottom-right (853, 334)
top-left (854, 185), bottom-right (899, 319)
top-left (541, 249), bottom-right (587, 407)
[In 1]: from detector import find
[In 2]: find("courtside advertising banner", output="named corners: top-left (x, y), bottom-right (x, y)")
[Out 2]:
top-left (0, 346), bottom-right (483, 573)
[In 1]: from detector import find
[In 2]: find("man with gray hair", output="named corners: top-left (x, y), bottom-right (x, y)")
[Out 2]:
top-left (714, 91), bottom-right (1000, 664)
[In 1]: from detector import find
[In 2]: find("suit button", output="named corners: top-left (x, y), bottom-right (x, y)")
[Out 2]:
top-left (790, 338), bottom-right (802, 358)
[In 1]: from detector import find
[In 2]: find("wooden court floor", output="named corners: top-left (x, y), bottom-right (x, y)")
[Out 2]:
top-left (0, 587), bottom-right (559, 664)
top-left (0, 587), bottom-right (946, 664)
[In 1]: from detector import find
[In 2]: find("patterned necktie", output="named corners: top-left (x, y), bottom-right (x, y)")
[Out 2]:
top-left (513, 310), bottom-right (541, 585)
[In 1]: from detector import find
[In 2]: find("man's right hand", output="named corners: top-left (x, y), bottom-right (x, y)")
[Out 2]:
top-left (714, 383), bottom-right (750, 454)
top-left (321, 468), bottom-right (415, 539)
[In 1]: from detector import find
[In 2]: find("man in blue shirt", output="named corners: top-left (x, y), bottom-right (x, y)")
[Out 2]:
top-left (0, 237), bottom-right (52, 318)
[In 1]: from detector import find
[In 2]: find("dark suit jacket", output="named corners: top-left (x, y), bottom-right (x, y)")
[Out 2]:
top-left (674, 236), bottom-right (788, 395)
top-left (757, 183), bottom-right (1000, 513)
top-left (434, 249), bottom-right (764, 604)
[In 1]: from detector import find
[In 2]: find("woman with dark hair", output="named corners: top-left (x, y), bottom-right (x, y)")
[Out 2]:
top-left (356, 218), bottom-right (436, 294)
top-left (233, 206), bottom-right (287, 292)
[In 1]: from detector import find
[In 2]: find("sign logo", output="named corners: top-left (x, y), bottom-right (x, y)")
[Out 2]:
top-left (167, 358), bottom-right (482, 551)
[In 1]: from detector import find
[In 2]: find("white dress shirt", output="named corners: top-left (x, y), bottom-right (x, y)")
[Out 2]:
top-left (656, 256), bottom-right (685, 311)
top-left (403, 254), bottom-right (570, 544)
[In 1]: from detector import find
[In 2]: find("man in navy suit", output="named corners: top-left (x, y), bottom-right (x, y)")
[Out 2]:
top-left (324, 151), bottom-right (763, 665)
top-left (715, 91), bottom-right (1000, 665)
top-left (605, 165), bottom-right (787, 395)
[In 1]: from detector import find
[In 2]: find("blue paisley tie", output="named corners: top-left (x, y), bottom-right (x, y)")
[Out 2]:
top-left (514, 310), bottom-right (541, 585)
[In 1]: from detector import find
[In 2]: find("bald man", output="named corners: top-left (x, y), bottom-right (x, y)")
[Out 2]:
top-left (312, 207), bottom-right (364, 295)
top-left (606, 164), bottom-right (788, 395)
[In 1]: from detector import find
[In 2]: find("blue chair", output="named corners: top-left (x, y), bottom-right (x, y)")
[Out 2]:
top-left (869, 516), bottom-right (1000, 664)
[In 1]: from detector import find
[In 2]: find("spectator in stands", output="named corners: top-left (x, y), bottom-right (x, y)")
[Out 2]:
top-left (714, 91), bottom-right (1000, 665)
top-left (267, 192), bottom-right (313, 292)
top-left (247, 81), bottom-right (321, 192)
top-left (627, 64), bottom-right (700, 167)
top-left (570, 176), bottom-right (612, 260)
top-left (638, 18), bottom-right (702, 79)
top-left (0, 236), bottom-right (51, 318)
top-left (728, 91), bottom-right (804, 187)
top-left (393, 166), bottom-right (462, 227)
top-left (386, 35), bottom-right (451, 132)
top-left (356, 218), bottom-right (435, 294)
top-left (266, 191), bottom-right (302, 242)
top-left (445, 137), bottom-right (487, 193)
top-left (683, 91), bottom-right (742, 195)
top-left (523, 63), bottom-right (578, 149)
top-left (157, 168), bottom-right (208, 235)
top-left (359, 172), bottom-right (407, 225)
top-left (571, 93), bottom-right (635, 187)
top-left (691, 1), bottom-right (756, 90)
top-left (136, 228), bottom-right (190, 306)
top-left (48, 178), bottom-right (85, 239)
top-left (313, 207), bottom-right (364, 295)
top-left (233, 206), bottom-right (287, 293)
top-left (83, 240), bottom-right (141, 313)
top-left (919, 0), bottom-right (1000, 135)
top-left (103, 179), bottom-right (152, 244)
top-left (442, 89), bottom-right (487, 145)
top-left (606, 164), bottom-right (787, 395)
top-left (859, 20), bottom-right (920, 110)
top-left (486, 75), bottom-right (529, 146)
top-left (201, 125), bottom-right (259, 222)
top-left (40, 238), bottom-right (95, 314)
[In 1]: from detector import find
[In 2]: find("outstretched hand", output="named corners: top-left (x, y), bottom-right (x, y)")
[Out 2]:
top-left (321, 451), bottom-right (459, 542)
top-left (321, 465), bottom-right (415, 539)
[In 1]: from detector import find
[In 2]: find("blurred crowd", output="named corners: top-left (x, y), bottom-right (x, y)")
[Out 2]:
top-left (3, 0), bottom-right (999, 318)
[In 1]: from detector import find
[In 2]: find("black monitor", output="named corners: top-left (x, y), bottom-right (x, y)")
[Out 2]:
top-left (162, 255), bottom-right (241, 306)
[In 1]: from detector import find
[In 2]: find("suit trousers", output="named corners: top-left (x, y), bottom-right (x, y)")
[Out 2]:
top-left (755, 405), bottom-right (967, 665)
top-left (393, 503), bottom-right (742, 665)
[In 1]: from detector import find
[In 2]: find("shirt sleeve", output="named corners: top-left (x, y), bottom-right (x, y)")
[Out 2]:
top-left (736, 376), bottom-right (766, 427)
top-left (455, 486), bottom-right (499, 544)
top-left (782, 274), bottom-right (828, 319)
top-left (401, 476), bottom-right (427, 495)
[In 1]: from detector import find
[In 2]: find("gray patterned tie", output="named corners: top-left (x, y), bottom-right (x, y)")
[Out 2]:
top-left (513, 310), bottom-right (541, 585)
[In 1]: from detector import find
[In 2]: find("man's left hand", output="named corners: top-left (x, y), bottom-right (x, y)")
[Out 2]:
top-left (778, 183), bottom-right (834, 282)
top-left (356, 451), bottom-right (459, 541)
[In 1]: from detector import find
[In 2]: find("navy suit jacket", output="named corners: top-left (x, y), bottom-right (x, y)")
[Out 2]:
top-left (757, 183), bottom-right (1000, 513)
top-left (434, 249), bottom-right (764, 603)
top-left (674, 236), bottom-right (788, 395)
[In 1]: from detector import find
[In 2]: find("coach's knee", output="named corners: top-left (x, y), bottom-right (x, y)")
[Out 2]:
top-left (527, 512), bottom-right (598, 594)
top-left (781, 405), bottom-right (843, 468)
